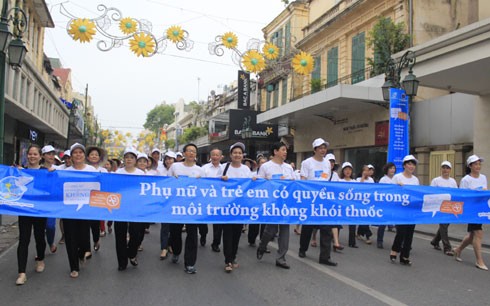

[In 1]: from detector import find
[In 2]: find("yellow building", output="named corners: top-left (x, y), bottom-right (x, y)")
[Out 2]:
top-left (258, 0), bottom-right (490, 183)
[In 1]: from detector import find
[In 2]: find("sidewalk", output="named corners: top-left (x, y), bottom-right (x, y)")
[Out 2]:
top-left (0, 215), bottom-right (18, 256)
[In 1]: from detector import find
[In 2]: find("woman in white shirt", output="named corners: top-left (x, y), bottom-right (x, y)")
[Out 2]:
top-left (390, 155), bottom-right (420, 266)
top-left (114, 148), bottom-right (146, 271)
top-left (340, 162), bottom-right (359, 248)
top-left (453, 155), bottom-right (488, 270)
top-left (159, 151), bottom-right (176, 260)
top-left (256, 142), bottom-right (295, 269)
top-left (62, 143), bottom-right (97, 278)
top-left (376, 162), bottom-right (396, 249)
top-left (220, 142), bottom-right (253, 272)
top-left (356, 165), bottom-right (374, 245)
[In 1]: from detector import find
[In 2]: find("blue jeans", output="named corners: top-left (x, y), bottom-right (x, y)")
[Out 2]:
top-left (45, 218), bottom-right (56, 246)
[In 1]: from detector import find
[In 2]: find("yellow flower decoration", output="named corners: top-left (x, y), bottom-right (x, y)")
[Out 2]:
top-left (292, 51), bottom-right (315, 75)
top-left (119, 17), bottom-right (138, 35)
top-left (262, 43), bottom-right (279, 60)
top-left (166, 25), bottom-right (185, 43)
top-left (129, 32), bottom-right (156, 57)
top-left (68, 18), bottom-right (96, 43)
top-left (242, 50), bottom-right (266, 73)
top-left (222, 32), bottom-right (238, 49)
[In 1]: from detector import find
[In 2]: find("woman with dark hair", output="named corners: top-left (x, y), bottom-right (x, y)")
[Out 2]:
top-left (453, 155), bottom-right (488, 270)
top-left (15, 144), bottom-right (48, 285)
top-left (61, 143), bottom-right (97, 278)
top-left (390, 155), bottom-right (419, 266)
top-left (356, 165), bottom-right (374, 245)
top-left (376, 162), bottom-right (396, 248)
top-left (41, 145), bottom-right (58, 254)
top-left (339, 162), bottom-right (359, 248)
top-left (220, 142), bottom-right (253, 272)
top-left (256, 142), bottom-right (295, 269)
top-left (159, 151), bottom-right (177, 260)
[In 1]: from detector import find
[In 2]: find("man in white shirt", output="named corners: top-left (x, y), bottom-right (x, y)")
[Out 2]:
top-left (298, 138), bottom-right (337, 266)
top-left (201, 148), bottom-right (223, 251)
top-left (430, 161), bottom-right (458, 255)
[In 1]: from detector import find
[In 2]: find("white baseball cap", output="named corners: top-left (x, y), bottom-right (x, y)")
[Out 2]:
top-left (467, 155), bottom-right (484, 166)
top-left (367, 164), bottom-right (375, 170)
top-left (341, 162), bottom-right (353, 169)
top-left (230, 142), bottom-right (245, 152)
top-left (137, 152), bottom-right (149, 161)
top-left (441, 161), bottom-right (452, 168)
top-left (312, 138), bottom-right (329, 149)
top-left (41, 145), bottom-right (55, 154)
top-left (151, 148), bottom-right (161, 154)
top-left (165, 151), bottom-right (177, 159)
top-left (123, 147), bottom-right (138, 157)
top-left (70, 143), bottom-right (85, 153)
top-left (402, 155), bottom-right (418, 164)
top-left (176, 152), bottom-right (183, 157)
top-left (326, 153), bottom-right (336, 161)
top-left (63, 150), bottom-right (71, 157)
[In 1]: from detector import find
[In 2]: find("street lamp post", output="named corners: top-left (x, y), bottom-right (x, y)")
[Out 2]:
top-left (0, 0), bottom-right (28, 164)
top-left (381, 50), bottom-right (419, 101)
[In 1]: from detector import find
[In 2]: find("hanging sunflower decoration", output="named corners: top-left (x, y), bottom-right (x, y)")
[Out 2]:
top-left (68, 18), bottom-right (96, 43)
top-left (166, 25), bottom-right (185, 43)
top-left (129, 32), bottom-right (156, 57)
top-left (221, 32), bottom-right (238, 49)
top-left (292, 51), bottom-right (314, 75)
top-left (242, 50), bottom-right (266, 73)
top-left (119, 17), bottom-right (138, 35)
top-left (262, 43), bottom-right (279, 60)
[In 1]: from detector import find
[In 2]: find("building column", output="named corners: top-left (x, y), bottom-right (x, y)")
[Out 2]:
top-left (415, 147), bottom-right (430, 185)
top-left (474, 95), bottom-right (490, 175)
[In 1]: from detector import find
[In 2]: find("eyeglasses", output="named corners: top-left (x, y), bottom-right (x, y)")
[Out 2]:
top-left (185, 150), bottom-right (197, 154)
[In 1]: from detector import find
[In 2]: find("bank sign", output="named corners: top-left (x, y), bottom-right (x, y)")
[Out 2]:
top-left (229, 109), bottom-right (278, 140)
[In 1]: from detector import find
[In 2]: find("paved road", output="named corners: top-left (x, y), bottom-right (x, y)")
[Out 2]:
top-left (0, 222), bottom-right (489, 306)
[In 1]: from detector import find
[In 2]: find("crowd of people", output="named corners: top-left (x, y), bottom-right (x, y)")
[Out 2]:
top-left (12, 138), bottom-right (488, 285)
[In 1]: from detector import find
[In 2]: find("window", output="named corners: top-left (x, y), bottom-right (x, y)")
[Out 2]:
top-left (311, 55), bottom-right (321, 81)
top-left (327, 46), bottom-right (338, 87)
top-left (284, 21), bottom-right (291, 55)
top-left (281, 79), bottom-right (288, 105)
top-left (429, 151), bottom-right (456, 182)
top-left (273, 83), bottom-right (279, 108)
top-left (351, 32), bottom-right (365, 84)
top-left (266, 90), bottom-right (271, 110)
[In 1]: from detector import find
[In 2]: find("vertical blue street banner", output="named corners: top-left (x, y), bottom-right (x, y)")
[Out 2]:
top-left (387, 87), bottom-right (409, 173)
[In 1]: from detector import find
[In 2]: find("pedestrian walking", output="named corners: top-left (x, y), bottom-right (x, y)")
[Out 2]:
top-left (356, 165), bottom-right (374, 245)
top-left (298, 138), bottom-right (337, 266)
top-left (248, 156), bottom-right (267, 247)
top-left (453, 155), bottom-right (488, 270)
top-left (390, 155), bottom-right (420, 266)
top-left (430, 161), bottom-right (458, 255)
top-left (376, 162), bottom-right (397, 248)
top-left (339, 162), bottom-right (359, 248)
top-left (167, 143), bottom-right (205, 274)
top-left (158, 151), bottom-right (177, 260)
top-left (256, 142), bottom-right (295, 269)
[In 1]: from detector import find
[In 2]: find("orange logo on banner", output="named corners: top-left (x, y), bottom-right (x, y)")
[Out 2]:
top-left (398, 112), bottom-right (408, 120)
top-left (440, 200), bottom-right (464, 217)
top-left (89, 190), bottom-right (121, 212)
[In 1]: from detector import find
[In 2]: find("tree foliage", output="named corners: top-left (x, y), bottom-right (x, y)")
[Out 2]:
top-left (143, 104), bottom-right (175, 134)
top-left (180, 126), bottom-right (208, 143)
top-left (367, 17), bottom-right (411, 76)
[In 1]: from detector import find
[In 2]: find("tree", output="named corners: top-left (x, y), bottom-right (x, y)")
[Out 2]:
top-left (367, 17), bottom-right (411, 76)
top-left (180, 126), bottom-right (208, 143)
top-left (143, 104), bottom-right (175, 134)
top-left (188, 101), bottom-right (205, 127)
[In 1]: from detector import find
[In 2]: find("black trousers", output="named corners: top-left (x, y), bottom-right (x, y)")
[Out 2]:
top-left (63, 219), bottom-right (90, 272)
top-left (17, 216), bottom-right (47, 273)
top-left (222, 224), bottom-right (242, 264)
top-left (114, 221), bottom-right (146, 269)
top-left (198, 224), bottom-right (208, 237)
top-left (89, 220), bottom-right (100, 244)
top-left (248, 224), bottom-right (265, 244)
top-left (169, 224), bottom-right (198, 266)
top-left (357, 225), bottom-right (372, 238)
top-left (391, 224), bottom-right (416, 259)
top-left (348, 225), bottom-right (357, 246)
top-left (212, 224), bottom-right (223, 247)
top-left (299, 225), bottom-right (333, 261)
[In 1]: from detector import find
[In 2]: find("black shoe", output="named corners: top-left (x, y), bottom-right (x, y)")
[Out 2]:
top-left (200, 236), bottom-right (206, 247)
top-left (319, 259), bottom-right (337, 266)
top-left (400, 257), bottom-right (412, 266)
top-left (298, 251), bottom-right (306, 258)
top-left (377, 242), bottom-right (384, 249)
top-left (349, 244), bottom-right (358, 248)
top-left (265, 248), bottom-right (271, 253)
top-left (129, 257), bottom-right (138, 266)
top-left (211, 244), bottom-right (221, 252)
top-left (256, 247), bottom-right (265, 260)
top-left (430, 241), bottom-right (442, 250)
top-left (275, 261), bottom-right (290, 269)
top-left (118, 265), bottom-right (127, 271)
top-left (249, 243), bottom-right (256, 247)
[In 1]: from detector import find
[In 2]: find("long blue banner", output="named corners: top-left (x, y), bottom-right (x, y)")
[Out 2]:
top-left (387, 87), bottom-right (409, 173)
top-left (1, 165), bottom-right (490, 224)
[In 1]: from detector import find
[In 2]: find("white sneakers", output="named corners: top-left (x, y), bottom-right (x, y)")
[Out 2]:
top-left (15, 273), bottom-right (27, 285)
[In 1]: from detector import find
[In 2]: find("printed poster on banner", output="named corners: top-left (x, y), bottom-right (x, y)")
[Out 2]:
top-left (387, 87), bottom-right (409, 173)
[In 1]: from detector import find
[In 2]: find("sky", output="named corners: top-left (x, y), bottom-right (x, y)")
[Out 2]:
top-left (43, 0), bottom-right (286, 134)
